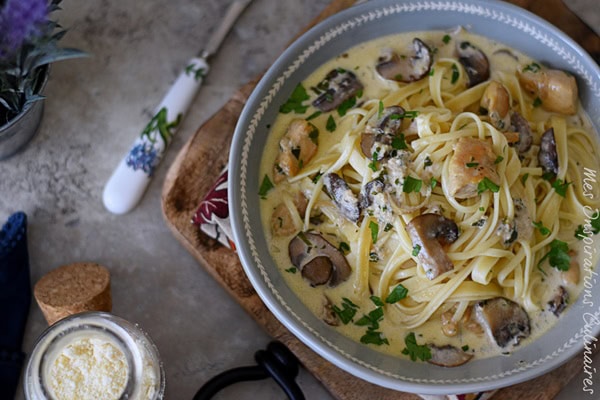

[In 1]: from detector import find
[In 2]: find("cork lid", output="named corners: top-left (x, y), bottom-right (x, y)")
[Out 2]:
top-left (34, 262), bottom-right (112, 325)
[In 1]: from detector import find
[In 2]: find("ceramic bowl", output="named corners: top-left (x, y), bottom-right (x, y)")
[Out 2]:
top-left (228, 0), bottom-right (600, 394)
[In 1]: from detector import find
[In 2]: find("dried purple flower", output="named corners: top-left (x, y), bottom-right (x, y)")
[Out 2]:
top-left (0, 0), bottom-right (49, 57)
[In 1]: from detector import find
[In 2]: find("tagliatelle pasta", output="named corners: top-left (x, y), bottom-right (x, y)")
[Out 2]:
top-left (259, 29), bottom-right (600, 364)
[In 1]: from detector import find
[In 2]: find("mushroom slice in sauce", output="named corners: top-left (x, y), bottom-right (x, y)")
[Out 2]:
top-left (518, 68), bottom-right (578, 115)
top-left (323, 173), bottom-right (360, 222)
top-left (406, 213), bottom-right (459, 280)
top-left (427, 344), bottom-right (473, 367)
top-left (447, 137), bottom-right (501, 199)
top-left (273, 119), bottom-right (319, 183)
top-left (312, 69), bottom-right (364, 112)
top-left (474, 297), bottom-right (531, 348)
top-left (359, 179), bottom-right (385, 210)
top-left (288, 232), bottom-right (352, 287)
top-left (548, 286), bottom-right (569, 317)
top-left (376, 39), bottom-right (433, 83)
top-left (510, 112), bottom-right (533, 155)
top-left (480, 81), bottom-right (511, 131)
top-left (361, 106), bottom-right (405, 159)
top-left (457, 41), bottom-right (490, 87)
top-left (538, 128), bottom-right (559, 176)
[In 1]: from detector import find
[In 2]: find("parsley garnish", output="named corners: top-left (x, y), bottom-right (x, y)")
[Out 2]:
top-left (430, 177), bottom-right (438, 189)
top-left (355, 306), bottom-right (384, 330)
top-left (429, 67), bottom-right (435, 77)
top-left (575, 212), bottom-right (600, 239)
top-left (392, 134), bottom-right (408, 150)
top-left (378, 100), bottom-right (384, 118)
top-left (326, 115), bottom-right (336, 132)
top-left (332, 298), bottom-right (359, 324)
top-left (285, 267), bottom-right (297, 274)
top-left (360, 330), bottom-right (389, 346)
top-left (451, 63), bottom-right (459, 84)
top-left (466, 161), bottom-right (479, 168)
top-left (259, 175), bottom-right (274, 198)
top-left (385, 284), bottom-right (408, 304)
top-left (424, 156), bottom-right (433, 167)
top-left (552, 179), bottom-right (571, 197)
top-left (337, 95), bottom-right (357, 116)
top-left (306, 110), bottom-right (322, 121)
top-left (532, 221), bottom-right (551, 236)
top-left (533, 97), bottom-right (543, 108)
top-left (442, 34), bottom-right (451, 44)
top-left (402, 332), bottom-right (432, 362)
top-left (403, 176), bottom-right (422, 193)
top-left (412, 244), bottom-right (421, 257)
top-left (369, 221), bottom-right (379, 243)
top-left (384, 223), bottom-right (393, 232)
top-left (477, 177), bottom-right (500, 194)
top-left (339, 241), bottom-right (350, 254)
top-left (521, 173), bottom-right (529, 185)
top-left (523, 62), bottom-right (541, 73)
top-left (538, 239), bottom-right (571, 272)
top-left (461, 345), bottom-right (470, 352)
top-left (279, 83), bottom-right (310, 114)
top-left (494, 155), bottom-right (504, 164)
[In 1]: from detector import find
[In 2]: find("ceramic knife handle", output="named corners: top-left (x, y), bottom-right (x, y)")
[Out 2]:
top-left (102, 57), bottom-right (209, 214)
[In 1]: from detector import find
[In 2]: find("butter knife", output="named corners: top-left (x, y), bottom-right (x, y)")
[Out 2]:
top-left (103, 0), bottom-right (253, 214)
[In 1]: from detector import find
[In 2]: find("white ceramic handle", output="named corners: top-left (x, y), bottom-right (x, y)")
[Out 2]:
top-left (103, 57), bottom-right (209, 214)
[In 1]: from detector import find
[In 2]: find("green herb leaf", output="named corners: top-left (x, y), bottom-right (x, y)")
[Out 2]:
top-left (378, 100), bottom-right (384, 118)
top-left (533, 97), bottom-right (543, 108)
top-left (403, 176), bottom-right (423, 193)
top-left (337, 95), bottom-right (357, 117)
top-left (339, 241), bottom-right (351, 254)
top-left (369, 221), bottom-right (379, 243)
top-left (392, 133), bottom-right (408, 150)
top-left (279, 83), bottom-right (310, 114)
top-left (259, 175), bottom-right (274, 198)
top-left (523, 62), bottom-right (541, 73)
top-left (332, 298), bottom-right (359, 324)
top-left (285, 267), bottom-right (297, 274)
top-left (521, 173), bottom-right (529, 185)
top-left (370, 296), bottom-right (384, 307)
top-left (306, 110), bottom-right (322, 121)
top-left (466, 161), bottom-right (479, 168)
top-left (461, 345), bottom-right (470, 352)
top-left (385, 284), bottom-right (409, 304)
top-left (538, 239), bottom-right (571, 272)
top-left (326, 115), bottom-right (337, 132)
top-left (424, 156), bottom-right (433, 167)
top-left (401, 332), bottom-right (432, 362)
top-left (430, 178), bottom-right (438, 189)
top-left (443, 34), bottom-right (451, 44)
top-left (360, 330), bottom-right (389, 346)
top-left (412, 244), bottom-right (421, 257)
top-left (552, 179), bottom-right (571, 197)
top-left (477, 177), bottom-right (500, 194)
top-left (355, 307), bottom-right (384, 330)
top-left (532, 221), bottom-right (551, 236)
top-left (494, 155), bottom-right (504, 164)
top-left (451, 63), bottom-right (459, 84)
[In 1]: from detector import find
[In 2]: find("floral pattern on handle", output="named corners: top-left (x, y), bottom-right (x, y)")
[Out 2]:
top-left (125, 106), bottom-right (182, 176)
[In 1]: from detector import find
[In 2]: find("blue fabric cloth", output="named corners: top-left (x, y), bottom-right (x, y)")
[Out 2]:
top-left (0, 212), bottom-right (31, 400)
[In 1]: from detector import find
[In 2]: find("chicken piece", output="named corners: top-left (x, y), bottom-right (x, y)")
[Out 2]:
top-left (447, 137), bottom-right (500, 199)
top-left (270, 193), bottom-right (308, 236)
top-left (273, 119), bottom-right (319, 183)
top-left (480, 81), bottom-right (511, 131)
top-left (518, 68), bottom-right (578, 115)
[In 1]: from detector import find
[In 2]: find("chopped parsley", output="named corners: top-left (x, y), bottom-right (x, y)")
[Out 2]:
top-left (305, 110), bottom-right (322, 121)
top-left (538, 239), bottom-right (571, 272)
top-left (451, 63), bottom-right (459, 84)
top-left (337, 95), bottom-right (357, 117)
top-left (402, 332), bottom-right (432, 362)
top-left (575, 211), bottom-right (600, 239)
top-left (369, 221), bottom-right (379, 243)
top-left (378, 100), bottom-right (384, 118)
top-left (339, 241), bottom-right (351, 254)
top-left (384, 223), bottom-right (393, 232)
top-left (429, 67), bottom-right (435, 77)
top-left (279, 83), bottom-right (310, 114)
top-left (312, 172), bottom-right (322, 184)
top-left (284, 267), bottom-right (297, 274)
top-left (355, 306), bottom-right (384, 330)
top-left (385, 284), bottom-right (409, 304)
top-left (523, 62), bottom-right (541, 73)
top-left (533, 97), bottom-right (543, 108)
top-left (360, 330), bottom-right (389, 346)
top-left (258, 175), bottom-right (274, 198)
top-left (442, 34), bottom-right (451, 44)
top-left (332, 298), bottom-right (359, 324)
top-left (521, 173), bottom-right (529, 185)
top-left (494, 155), bottom-right (504, 164)
top-left (326, 115), bottom-right (336, 132)
top-left (403, 176), bottom-right (423, 193)
top-left (466, 161), bottom-right (479, 168)
top-left (424, 156), bottom-right (433, 167)
top-left (392, 133), bottom-right (408, 150)
top-left (552, 179), bottom-right (571, 197)
top-left (461, 345), bottom-right (470, 352)
top-left (477, 177), bottom-right (500, 194)
top-left (412, 244), bottom-right (421, 257)
top-left (532, 221), bottom-right (551, 236)
top-left (430, 177), bottom-right (438, 189)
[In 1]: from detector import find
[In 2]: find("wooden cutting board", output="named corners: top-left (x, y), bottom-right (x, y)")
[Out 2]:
top-left (161, 1), bottom-right (599, 399)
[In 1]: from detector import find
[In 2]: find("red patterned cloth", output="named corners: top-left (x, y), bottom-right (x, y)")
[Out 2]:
top-left (192, 167), bottom-right (497, 400)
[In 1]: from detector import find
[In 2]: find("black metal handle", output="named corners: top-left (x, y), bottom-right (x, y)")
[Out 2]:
top-left (193, 341), bottom-right (305, 400)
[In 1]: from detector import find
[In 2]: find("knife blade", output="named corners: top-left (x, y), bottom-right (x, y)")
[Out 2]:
top-left (102, 0), bottom-right (253, 215)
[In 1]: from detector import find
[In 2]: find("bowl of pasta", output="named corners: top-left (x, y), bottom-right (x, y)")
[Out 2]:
top-left (228, 0), bottom-right (600, 394)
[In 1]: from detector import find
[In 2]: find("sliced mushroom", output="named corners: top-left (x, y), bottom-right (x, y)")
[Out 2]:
top-left (510, 112), bottom-right (533, 155)
top-left (548, 286), bottom-right (569, 317)
top-left (322, 173), bottom-right (360, 222)
top-left (366, 106), bottom-right (405, 135)
top-left (406, 214), bottom-right (459, 280)
top-left (360, 133), bottom-right (393, 160)
top-left (538, 128), bottom-right (558, 175)
top-left (457, 41), bottom-right (490, 87)
top-left (273, 119), bottom-right (319, 183)
top-left (288, 232), bottom-right (352, 286)
top-left (447, 137), bottom-right (501, 199)
top-left (474, 297), bottom-right (531, 348)
top-left (518, 68), bottom-right (578, 115)
top-left (496, 217), bottom-right (518, 248)
top-left (480, 81), bottom-right (511, 131)
top-left (427, 344), bottom-right (473, 367)
top-left (376, 39), bottom-right (433, 83)
top-left (312, 69), bottom-right (364, 112)
top-left (359, 179), bottom-right (385, 210)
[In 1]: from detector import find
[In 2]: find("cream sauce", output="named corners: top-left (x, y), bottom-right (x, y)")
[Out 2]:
top-left (259, 30), bottom-right (599, 363)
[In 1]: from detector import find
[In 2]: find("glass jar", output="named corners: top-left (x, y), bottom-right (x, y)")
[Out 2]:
top-left (24, 312), bottom-right (165, 400)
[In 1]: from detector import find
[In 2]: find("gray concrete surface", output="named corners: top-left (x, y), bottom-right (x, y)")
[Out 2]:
top-left (1, 0), bottom-right (597, 399)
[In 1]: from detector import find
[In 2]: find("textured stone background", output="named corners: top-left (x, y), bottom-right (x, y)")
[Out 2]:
top-left (2, 0), bottom-right (598, 399)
